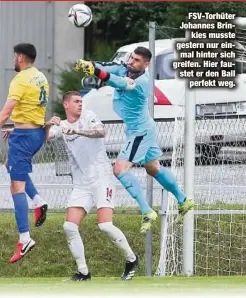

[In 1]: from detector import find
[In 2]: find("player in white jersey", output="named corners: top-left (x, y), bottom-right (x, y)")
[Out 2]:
top-left (47, 91), bottom-right (138, 281)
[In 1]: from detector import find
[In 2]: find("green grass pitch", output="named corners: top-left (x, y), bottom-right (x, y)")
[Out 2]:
top-left (0, 276), bottom-right (246, 297)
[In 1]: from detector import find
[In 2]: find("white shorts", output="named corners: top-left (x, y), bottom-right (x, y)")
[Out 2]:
top-left (66, 177), bottom-right (115, 213)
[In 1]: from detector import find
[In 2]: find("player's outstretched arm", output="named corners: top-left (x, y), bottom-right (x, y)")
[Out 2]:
top-left (93, 61), bottom-right (122, 75)
top-left (0, 99), bottom-right (17, 128)
top-left (62, 124), bottom-right (106, 138)
top-left (106, 74), bottom-right (136, 90)
top-left (75, 60), bottom-right (135, 90)
top-left (75, 59), bottom-right (122, 76)
top-left (80, 64), bottom-right (136, 91)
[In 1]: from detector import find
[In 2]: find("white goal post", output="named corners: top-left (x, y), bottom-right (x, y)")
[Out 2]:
top-left (152, 21), bottom-right (246, 277)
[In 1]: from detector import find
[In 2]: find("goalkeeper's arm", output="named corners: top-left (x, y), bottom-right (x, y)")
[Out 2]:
top-left (75, 59), bottom-right (123, 76)
top-left (94, 61), bottom-right (123, 75)
top-left (94, 68), bottom-right (136, 91)
top-left (75, 59), bottom-right (136, 90)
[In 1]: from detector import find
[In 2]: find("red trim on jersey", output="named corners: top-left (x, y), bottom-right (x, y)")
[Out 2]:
top-left (95, 68), bottom-right (110, 81)
top-left (154, 86), bottom-right (171, 105)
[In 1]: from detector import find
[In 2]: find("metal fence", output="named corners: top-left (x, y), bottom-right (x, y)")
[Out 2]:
top-left (1, 117), bottom-right (246, 210)
top-left (0, 119), bottom-right (176, 210)
top-left (154, 115), bottom-right (246, 277)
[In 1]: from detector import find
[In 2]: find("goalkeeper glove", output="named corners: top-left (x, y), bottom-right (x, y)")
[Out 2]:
top-left (75, 59), bottom-right (95, 76)
top-left (75, 60), bottom-right (110, 81)
top-left (81, 76), bottom-right (104, 90)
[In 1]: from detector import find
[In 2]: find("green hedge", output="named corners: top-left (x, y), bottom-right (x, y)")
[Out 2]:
top-left (0, 213), bottom-right (160, 277)
top-left (1, 212), bottom-right (245, 277)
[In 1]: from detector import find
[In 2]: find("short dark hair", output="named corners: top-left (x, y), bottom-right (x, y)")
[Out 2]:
top-left (13, 43), bottom-right (37, 63)
top-left (134, 47), bottom-right (152, 61)
top-left (62, 91), bottom-right (81, 102)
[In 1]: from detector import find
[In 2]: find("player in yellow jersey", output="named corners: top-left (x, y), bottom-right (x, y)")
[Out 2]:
top-left (0, 43), bottom-right (49, 263)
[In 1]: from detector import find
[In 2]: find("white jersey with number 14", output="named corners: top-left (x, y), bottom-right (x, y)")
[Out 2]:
top-left (50, 110), bottom-right (113, 187)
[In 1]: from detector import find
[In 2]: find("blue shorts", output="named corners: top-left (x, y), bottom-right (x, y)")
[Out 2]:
top-left (118, 128), bottom-right (162, 165)
top-left (7, 128), bottom-right (45, 181)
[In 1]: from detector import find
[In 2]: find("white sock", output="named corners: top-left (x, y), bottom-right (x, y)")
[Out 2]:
top-left (32, 194), bottom-right (46, 208)
top-left (63, 221), bottom-right (88, 275)
top-left (19, 231), bottom-right (31, 244)
top-left (98, 221), bottom-right (136, 262)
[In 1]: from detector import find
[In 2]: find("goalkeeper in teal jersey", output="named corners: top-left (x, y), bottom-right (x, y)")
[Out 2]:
top-left (75, 47), bottom-right (194, 233)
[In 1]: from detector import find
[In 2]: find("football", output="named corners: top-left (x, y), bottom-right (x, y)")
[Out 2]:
top-left (68, 4), bottom-right (92, 28)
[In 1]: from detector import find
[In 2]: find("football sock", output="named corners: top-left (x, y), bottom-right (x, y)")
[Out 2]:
top-left (153, 166), bottom-right (186, 204)
top-left (25, 175), bottom-right (38, 199)
top-left (98, 222), bottom-right (136, 262)
top-left (19, 231), bottom-right (31, 244)
top-left (32, 194), bottom-right (46, 208)
top-left (63, 221), bottom-right (89, 275)
top-left (12, 192), bottom-right (29, 233)
top-left (25, 175), bottom-right (46, 207)
top-left (117, 171), bottom-right (152, 214)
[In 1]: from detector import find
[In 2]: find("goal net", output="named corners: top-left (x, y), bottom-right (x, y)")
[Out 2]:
top-left (155, 21), bottom-right (246, 276)
top-left (155, 113), bottom-right (246, 276)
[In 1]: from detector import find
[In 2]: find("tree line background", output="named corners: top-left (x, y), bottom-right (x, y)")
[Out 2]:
top-left (84, 1), bottom-right (246, 60)
top-left (55, 1), bottom-right (246, 117)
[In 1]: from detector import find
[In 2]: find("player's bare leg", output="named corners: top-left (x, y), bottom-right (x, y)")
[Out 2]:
top-left (64, 207), bottom-right (91, 281)
top-left (10, 180), bottom-right (35, 263)
top-left (97, 208), bottom-right (138, 280)
top-left (145, 159), bottom-right (195, 225)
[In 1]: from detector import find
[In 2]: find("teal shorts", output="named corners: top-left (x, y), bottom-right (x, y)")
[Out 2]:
top-left (118, 128), bottom-right (162, 165)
